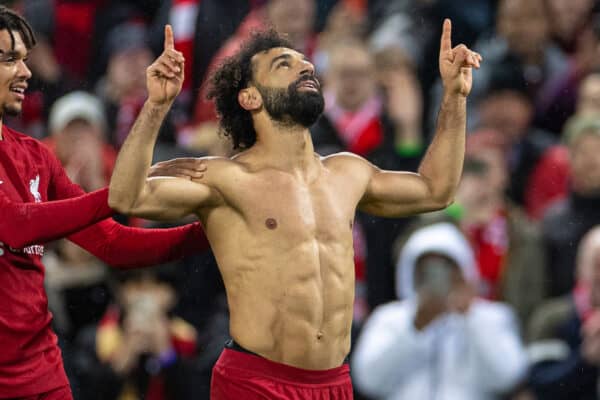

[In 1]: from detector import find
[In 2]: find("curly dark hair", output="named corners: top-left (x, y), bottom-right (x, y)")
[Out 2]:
top-left (207, 30), bottom-right (292, 149)
top-left (0, 6), bottom-right (36, 50)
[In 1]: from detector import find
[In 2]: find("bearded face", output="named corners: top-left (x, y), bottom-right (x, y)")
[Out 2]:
top-left (255, 75), bottom-right (324, 128)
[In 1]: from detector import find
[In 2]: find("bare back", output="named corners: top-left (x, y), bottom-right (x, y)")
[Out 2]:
top-left (196, 152), bottom-right (371, 370)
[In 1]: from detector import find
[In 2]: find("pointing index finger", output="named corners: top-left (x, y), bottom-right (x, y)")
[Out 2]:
top-left (164, 24), bottom-right (175, 50)
top-left (440, 18), bottom-right (452, 52)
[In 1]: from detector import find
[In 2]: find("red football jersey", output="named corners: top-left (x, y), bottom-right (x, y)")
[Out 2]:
top-left (0, 125), bottom-right (70, 397)
top-left (0, 125), bottom-right (209, 397)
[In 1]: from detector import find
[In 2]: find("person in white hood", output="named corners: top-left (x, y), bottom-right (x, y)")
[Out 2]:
top-left (352, 222), bottom-right (528, 400)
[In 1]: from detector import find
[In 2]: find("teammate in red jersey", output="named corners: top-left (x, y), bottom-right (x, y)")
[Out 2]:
top-left (0, 7), bottom-right (208, 400)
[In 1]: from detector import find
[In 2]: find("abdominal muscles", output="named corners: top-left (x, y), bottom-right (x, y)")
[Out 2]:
top-left (223, 235), bottom-right (356, 370)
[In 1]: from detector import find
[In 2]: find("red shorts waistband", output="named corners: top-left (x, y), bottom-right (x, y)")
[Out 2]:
top-left (216, 348), bottom-right (350, 385)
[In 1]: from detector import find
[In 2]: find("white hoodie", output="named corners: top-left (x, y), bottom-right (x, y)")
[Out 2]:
top-left (352, 223), bottom-right (528, 400)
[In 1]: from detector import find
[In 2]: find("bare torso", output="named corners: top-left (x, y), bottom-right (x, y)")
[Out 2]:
top-left (197, 152), bottom-right (370, 370)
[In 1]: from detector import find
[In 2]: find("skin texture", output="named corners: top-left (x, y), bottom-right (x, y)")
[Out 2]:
top-left (109, 22), bottom-right (481, 370)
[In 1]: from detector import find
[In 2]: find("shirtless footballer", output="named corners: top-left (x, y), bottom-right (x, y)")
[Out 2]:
top-left (109, 20), bottom-right (481, 400)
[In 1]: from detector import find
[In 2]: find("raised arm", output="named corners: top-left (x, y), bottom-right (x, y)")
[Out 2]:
top-left (108, 26), bottom-right (220, 220)
top-left (359, 19), bottom-right (481, 217)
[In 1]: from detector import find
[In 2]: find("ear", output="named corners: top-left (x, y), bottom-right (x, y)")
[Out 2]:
top-left (238, 87), bottom-right (262, 111)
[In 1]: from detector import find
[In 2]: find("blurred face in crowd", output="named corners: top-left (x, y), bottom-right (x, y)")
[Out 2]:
top-left (546, 0), bottom-right (594, 43)
top-left (414, 253), bottom-right (464, 297)
top-left (458, 148), bottom-right (508, 212)
top-left (326, 43), bottom-right (376, 112)
top-left (322, 2), bottom-right (366, 41)
top-left (497, 0), bottom-right (548, 61)
top-left (479, 90), bottom-right (533, 143)
top-left (107, 47), bottom-right (153, 99)
top-left (120, 275), bottom-right (175, 315)
top-left (55, 119), bottom-right (101, 162)
top-left (578, 74), bottom-right (600, 115)
top-left (0, 30), bottom-right (31, 117)
top-left (268, 0), bottom-right (315, 49)
top-left (570, 131), bottom-right (600, 195)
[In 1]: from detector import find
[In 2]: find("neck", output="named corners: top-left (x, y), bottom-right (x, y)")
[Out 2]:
top-left (0, 118), bottom-right (4, 140)
top-left (254, 117), bottom-right (316, 172)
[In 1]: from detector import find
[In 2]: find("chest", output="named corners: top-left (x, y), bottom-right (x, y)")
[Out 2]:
top-left (227, 172), bottom-right (357, 241)
top-left (0, 142), bottom-right (50, 203)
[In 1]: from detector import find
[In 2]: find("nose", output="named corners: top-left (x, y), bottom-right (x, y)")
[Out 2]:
top-left (17, 59), bottom-right (31, 80)
top-left (299, 59), bottom-right (315, 77)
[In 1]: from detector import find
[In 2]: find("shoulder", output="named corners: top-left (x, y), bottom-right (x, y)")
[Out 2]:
top-left (196, 155), bottom-right (247, 177)
top-left (322, 152), bottom-right (376, 173)
top-left (5, 126), bottom-right (47, 149)
top-left (188, 155), bottom-right (254, 195)
top-left (5, 126), bottom-right (58, 163)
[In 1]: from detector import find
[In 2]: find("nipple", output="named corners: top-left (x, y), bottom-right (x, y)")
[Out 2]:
top-left (265, 218), bottom-right (278, 230)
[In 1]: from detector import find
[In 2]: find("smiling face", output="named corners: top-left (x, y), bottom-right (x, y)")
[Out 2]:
top-left (0, 29), bottom-right (31, 117)
top-left (248, 47), bottom-right (324, 127)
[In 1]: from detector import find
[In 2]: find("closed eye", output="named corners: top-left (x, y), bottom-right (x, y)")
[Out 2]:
top-left (277, 61), bottom-right (290, 68)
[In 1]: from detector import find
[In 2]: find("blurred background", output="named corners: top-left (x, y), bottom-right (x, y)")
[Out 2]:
top-left (11, 0), bottom-right (600, 398)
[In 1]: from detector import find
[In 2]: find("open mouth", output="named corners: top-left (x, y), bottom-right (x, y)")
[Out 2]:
top-left (297, 80), bottom-right (320, 91)
top-left (9, 84), bottom-right (26, 98)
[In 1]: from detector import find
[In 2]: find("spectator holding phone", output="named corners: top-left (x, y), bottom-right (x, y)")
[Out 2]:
top-left (352, 222), bottom-right (528, 400)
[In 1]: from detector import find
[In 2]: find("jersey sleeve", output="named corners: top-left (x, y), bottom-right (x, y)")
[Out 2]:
top-left (0, 187), bottom-right (112, 249)
top-left (45, 147), bottom-right (210, 268)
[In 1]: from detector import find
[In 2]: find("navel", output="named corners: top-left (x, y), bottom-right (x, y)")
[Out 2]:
top-left (265, 218), bottom-right (278, 230)
top-left (349, 220), bottom-right (353, 230)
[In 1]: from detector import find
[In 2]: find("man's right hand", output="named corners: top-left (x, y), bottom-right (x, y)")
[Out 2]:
top-left (146, 25), bottom-right (185, 105)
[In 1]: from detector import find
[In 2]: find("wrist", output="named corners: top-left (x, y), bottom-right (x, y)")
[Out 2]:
top-left (145, 98), bottom-right (174, 111)
top-left (442, 87), bottom-right (468, 102)
top-left (441, 90), bottom-right (467, 102)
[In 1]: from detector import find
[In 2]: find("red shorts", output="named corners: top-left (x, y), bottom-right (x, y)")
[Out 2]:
top-left (211, 348), bottom-right (353, 400)
top-left (7, 385), bottom-right (72, 400)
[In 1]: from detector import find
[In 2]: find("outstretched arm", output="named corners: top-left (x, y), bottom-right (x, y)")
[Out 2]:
top-left (109, 25), bottom-right (220, 219)
top-left (359, 19), bottom-right (481, 217)
top-left (0, 187), bottom-right (112, 249)
top-left (44, 153), bottom-right (210, 269)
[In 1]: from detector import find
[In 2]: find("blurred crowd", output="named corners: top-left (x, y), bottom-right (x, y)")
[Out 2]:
top-left (9, 0), bottom-right (600, 398)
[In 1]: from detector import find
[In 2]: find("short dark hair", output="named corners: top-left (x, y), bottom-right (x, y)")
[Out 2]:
top-left (0, 6), bottom-right (36, 50)
top-left (207, 30), bottom-right (292, 149)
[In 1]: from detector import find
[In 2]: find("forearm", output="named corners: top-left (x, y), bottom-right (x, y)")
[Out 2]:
top-left (69, 220), bottom-right (209, 269)
top-left (418, 92), bottom-right (466, 204)
top-left (109, 100), bottom-right (171, 212)
top-left (0, 188), bottom-right (112, 249)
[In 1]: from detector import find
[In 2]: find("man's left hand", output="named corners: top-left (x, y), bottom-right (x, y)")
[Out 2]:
top-left (148, 158), bottom-right (207, 180)
top-left (439, 19), bottom-right (482, 97)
